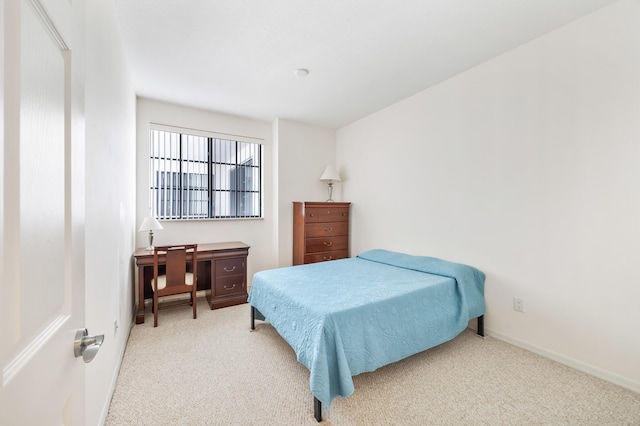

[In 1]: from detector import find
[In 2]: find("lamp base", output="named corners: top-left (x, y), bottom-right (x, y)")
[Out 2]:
top-left (326, 182), bottom-right (335, 202)
top-left (146, 231), bottom-right (155, 251)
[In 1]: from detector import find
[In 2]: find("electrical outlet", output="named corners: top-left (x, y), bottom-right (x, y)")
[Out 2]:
top-left (514, 297), bottom-right (525, 313)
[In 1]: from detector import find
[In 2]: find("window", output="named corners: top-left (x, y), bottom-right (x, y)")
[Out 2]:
top-left (149, 126), bottom-right (262, 219)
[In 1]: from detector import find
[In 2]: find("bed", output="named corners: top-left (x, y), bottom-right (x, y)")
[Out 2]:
top-left (248, 249), bottom-right (486, 421)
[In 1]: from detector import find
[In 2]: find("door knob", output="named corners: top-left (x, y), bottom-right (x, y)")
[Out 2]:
top-left (74, 328), bottom-right (104, 363)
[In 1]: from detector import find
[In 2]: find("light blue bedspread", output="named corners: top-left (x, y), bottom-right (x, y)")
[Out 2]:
top-left (248, 249), bottom-right (485, 407)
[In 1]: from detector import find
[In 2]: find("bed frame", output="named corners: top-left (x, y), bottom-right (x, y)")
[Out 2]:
top-left (251, 306), bottom-right (485, 422)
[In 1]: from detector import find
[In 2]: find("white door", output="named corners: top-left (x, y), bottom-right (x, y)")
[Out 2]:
top-left (1, 0), bottom-right (87, 424)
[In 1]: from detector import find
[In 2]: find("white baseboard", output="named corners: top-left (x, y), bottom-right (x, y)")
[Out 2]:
top-left (486, 327), bottom-right (640, 394)
top-left (98, 310), bottom-right (134, 426)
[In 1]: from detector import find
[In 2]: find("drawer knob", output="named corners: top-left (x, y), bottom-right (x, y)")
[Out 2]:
top-left (224, 284), bottom-right (236, 290)
top-left (224, 266), bottom-right (236, 272)
top-left (323, 256), bottom-right (333, 261)
top-left (324, 241), bottom-right (333, 247)
top-left (324, 227), bottom-right (333, 232)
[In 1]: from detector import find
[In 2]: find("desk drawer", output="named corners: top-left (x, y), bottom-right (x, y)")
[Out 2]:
top-left (215, 275), bottom-right (245, 296)
top-left (215, 258), bottom-right (244, 278)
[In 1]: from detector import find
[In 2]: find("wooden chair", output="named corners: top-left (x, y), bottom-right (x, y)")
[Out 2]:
top-left (152, 244), bottom-right (198, 327)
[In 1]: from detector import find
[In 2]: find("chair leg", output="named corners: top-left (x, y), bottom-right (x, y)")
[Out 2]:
top-left (192, 288), bottom-right (197, 319)
top-left (154, 294), bottom-right (158, 327)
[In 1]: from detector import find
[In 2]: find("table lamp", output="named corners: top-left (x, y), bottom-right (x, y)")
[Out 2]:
top-left (320, 165), bottom-right (341, 202)
top-left (138, 216), bottom-right (163, 251)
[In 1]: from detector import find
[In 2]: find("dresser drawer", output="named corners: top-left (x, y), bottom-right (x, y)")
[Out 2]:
top-left (305, 236), bottom-right (348, 253)
top-left (304, 250), bottom-right (349, 264)
top-left (215, 274), bottom-right (245, 296)
top-left (305, 221), bottom-right (348, 238)
top-left (215, 258), bottom-right (244, 278)
top-left (305, 207), bottom-right (349, 223)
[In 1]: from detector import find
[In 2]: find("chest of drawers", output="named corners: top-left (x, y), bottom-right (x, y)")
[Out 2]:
top-left (293, 201), bottom-right (351, 265)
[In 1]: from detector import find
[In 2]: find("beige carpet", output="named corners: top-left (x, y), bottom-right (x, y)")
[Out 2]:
top-left (106, 299), bottom-right (640, 425)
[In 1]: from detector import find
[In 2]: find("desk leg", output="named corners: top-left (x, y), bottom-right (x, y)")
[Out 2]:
top-left (136, 266), bottom-right (145, 324)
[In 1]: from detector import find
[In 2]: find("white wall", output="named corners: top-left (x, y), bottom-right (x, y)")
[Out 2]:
top-left (135, 98), bottom-right (276, 283)
top-left (84, 1), bottom-right (137, 424)
top-left (337, 0), bottom-right (640, 392)
top-left (274, 119), bottom-right (338, 266)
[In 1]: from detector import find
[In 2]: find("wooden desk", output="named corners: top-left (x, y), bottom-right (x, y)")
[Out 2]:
top-left (134, 241), bottom-right (250, 324)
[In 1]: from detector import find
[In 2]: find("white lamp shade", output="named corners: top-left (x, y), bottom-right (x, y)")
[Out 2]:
top-left (138, 216), bottom-right (163, 232)
top-left (320, 165), bottom-right (341, 182)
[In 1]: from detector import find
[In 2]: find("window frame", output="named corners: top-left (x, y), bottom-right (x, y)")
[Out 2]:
top-left (148, 124), bottom-right (264, 221)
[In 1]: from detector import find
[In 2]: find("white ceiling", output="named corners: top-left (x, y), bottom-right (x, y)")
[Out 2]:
top-left (114, 0), bottom-right (617, 129)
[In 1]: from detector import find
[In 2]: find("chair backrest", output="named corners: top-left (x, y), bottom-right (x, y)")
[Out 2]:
top-left (153, 244), bottom-right (198, 292)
